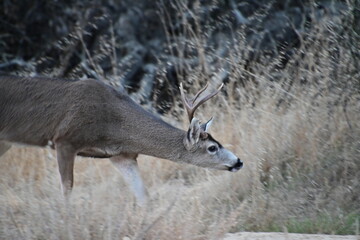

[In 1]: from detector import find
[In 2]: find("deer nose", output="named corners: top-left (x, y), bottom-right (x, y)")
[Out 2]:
top-left (228, 158), bottom-right (243, 172)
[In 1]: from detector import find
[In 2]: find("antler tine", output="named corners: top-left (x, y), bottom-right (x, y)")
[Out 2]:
top-left (191, 83), bottom-right (223, 115)
top-left (179, 82), bottom-right (224, 122)
top-left (191, 82), bottom-right (209, 103)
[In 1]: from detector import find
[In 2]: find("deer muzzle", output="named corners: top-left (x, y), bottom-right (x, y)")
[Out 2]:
top-left (228, 158), bottom-right (243, 172)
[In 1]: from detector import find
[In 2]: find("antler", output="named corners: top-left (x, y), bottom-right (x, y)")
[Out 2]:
top-left (179, 82), bottom-right (224, 122)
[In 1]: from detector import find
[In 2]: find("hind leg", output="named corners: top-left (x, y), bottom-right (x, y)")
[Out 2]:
top-left (0, 141), bottom-right (11, 158)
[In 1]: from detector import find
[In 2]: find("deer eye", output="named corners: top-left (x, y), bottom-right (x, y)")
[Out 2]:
top-left (207, 145), bottom-right (218, 153)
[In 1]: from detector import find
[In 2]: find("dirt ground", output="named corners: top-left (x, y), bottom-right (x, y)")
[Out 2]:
top-left (224, 232), bottom-right (359, 240)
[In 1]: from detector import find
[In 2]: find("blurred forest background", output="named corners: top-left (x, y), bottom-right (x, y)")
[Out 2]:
top-left (1, 0), bottom-right (358, 112)
top-left (0, 0), bottom-right (359, 239)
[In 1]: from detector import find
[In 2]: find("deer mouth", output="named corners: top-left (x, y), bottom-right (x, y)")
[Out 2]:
top-left (228, 158), bottom-right (243, 172)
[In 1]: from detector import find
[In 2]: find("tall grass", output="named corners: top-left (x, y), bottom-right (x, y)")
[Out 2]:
top-left (1, 2), bottom-right (359, 239)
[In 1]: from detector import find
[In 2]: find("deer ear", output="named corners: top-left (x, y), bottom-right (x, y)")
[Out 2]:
top-left (200, 117), bottom-right (213, 132)
top-left (184, 118), bottom-right (201, 151)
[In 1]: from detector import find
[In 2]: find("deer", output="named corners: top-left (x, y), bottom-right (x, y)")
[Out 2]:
top-left (0, 75), bottom-right (243, 204)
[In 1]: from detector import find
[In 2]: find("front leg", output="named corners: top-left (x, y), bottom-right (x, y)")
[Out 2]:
top-left (0, 141), bottom-right (11, 158)
top-left (56, 142), bottom-right (76, 197)
top-left (110, 153), bottom-right (148, 205)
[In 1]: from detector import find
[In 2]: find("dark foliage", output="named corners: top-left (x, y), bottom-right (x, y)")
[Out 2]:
top-left (0, 0), bottom-right (358, 111)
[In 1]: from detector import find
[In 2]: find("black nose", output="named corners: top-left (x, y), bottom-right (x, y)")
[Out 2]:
top-left (235, 158), bottom-right (243, 168)
top-left (229, 158), bottom-right (243, 172)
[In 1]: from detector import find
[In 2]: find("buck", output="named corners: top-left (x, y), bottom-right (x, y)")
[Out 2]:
top-left (0, 76), bottom-right (243, 204)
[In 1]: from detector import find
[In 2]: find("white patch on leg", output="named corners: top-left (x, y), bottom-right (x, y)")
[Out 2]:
top-left (110, 156), bottom-right (148, 206)
top-left (0, 141), bottom-right (11, 157)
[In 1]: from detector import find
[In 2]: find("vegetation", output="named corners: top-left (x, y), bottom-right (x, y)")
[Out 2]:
top-left (265, 213), bottom-right (359, 235)
top-left (0, 0), bottom-right (359, 239)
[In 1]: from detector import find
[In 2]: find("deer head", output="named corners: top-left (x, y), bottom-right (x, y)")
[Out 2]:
top-left (180, 83), bottom-right (243, 172)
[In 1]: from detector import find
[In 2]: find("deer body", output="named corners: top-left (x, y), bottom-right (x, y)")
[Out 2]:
top-left (0, 76), bottom-right (242, 203)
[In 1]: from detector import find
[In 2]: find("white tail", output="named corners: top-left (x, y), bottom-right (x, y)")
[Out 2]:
top-left (0, 76), bottom-right (243, 203)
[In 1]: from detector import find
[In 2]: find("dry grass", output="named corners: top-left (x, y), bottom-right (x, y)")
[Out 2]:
top-left (1, 2), bottom-right (360, 239)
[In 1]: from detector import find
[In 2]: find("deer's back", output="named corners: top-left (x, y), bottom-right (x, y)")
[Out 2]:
top-left (0, 76), bottom-right (123, 146)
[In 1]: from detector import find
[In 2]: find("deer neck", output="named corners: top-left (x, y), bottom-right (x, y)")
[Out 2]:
top-left (124, 117), bottom-right (188, 162)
